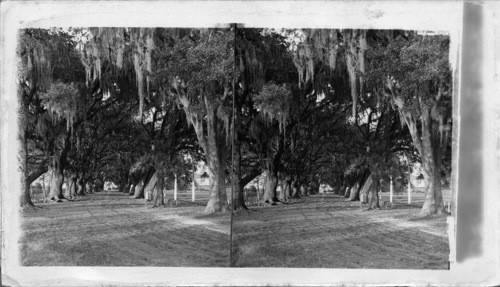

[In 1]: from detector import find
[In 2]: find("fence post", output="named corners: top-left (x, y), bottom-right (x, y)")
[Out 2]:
top-left (407, 182), bottom-right (412, 204)
top-left (174, 173), bottom-right (178, 201)
top-left (390, 176), bottom-right (393, 203)
top-left (192, 178), bottom-right (195, 202)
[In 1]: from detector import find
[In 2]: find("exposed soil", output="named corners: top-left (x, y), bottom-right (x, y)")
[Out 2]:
top-left (20, 191), bottom-right (230, 266)
top-left (232, 193), bottom-right (450, 269)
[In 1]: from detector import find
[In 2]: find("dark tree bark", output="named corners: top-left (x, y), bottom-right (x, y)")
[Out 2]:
top-left (309, 182), bottom-right (320, 195)
top-left (282, 176), bottom-right (292, 202)
top-left (348, 181), bottom-right (359, 201)
top-left (49, 134), bottom-right (71, 201)
top-left (70, 176), bottom-right (77, 198)
top-left (262, 138), bottom-right (284, 204)
top-left (128, 183), bottom-right (136, 195)
top-left (64, 176), bottom-right (76, 199)
top-left (344, 184), bottom-right (351, 198)
top-left (20, 135), bottom-right (34, 208)
top-left (152, 172), bottom-right (165, 207)
top-left (291, 180), bottom-right (300, 198)
top-left (360, 173), bottom-right (373, 204)
top-left (334, 173), bottom-right (344, 195)
top-left (19, 82), bottom-right (35, 208)
top-left (94, 178), bottom-right (104, 192)
top-left (85, 182), bottom-right (94, 194)
top-left (133, 179), bottom-right (145, 199)
top-left (368, 177), bottom-right (380, 210)
top-left (231, 136), bottom-right (248, 211)
top-left (76, 177), bottom-right (86, 196)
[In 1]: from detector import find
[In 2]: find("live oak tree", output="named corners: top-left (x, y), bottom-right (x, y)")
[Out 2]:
top-left (154, 29), bottom-right (234, 213)
top-left (235, 29), bottom-right (299, 206)
top-left (79, 28), bottom-right (224, 212)
top-left (291, 29), bottom-right (451, 215)
top-left (18, 28), bottom-right (86, 207)
top-left (369, 32), bottom-right (452, 215)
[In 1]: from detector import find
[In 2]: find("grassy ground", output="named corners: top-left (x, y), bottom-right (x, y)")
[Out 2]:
top-left (20, 191), bottom-right (230, 266)
top-left (232, 193), bottom-right (450, 269)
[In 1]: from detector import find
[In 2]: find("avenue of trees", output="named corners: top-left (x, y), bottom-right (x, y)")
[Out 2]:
top-left (18, 27), bottom-right (452, 216)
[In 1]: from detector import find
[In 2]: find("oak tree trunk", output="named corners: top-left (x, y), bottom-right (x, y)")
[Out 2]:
top-left (43, 173), bottom-right (51, 203)
top-left (360, 173), bottom-right (373, 204)
top-left (263, 170), bottom-right (279, 204)
top-left (348, 181), bottom-right (360, 201)
top-left (64, 176), bottom-right (76, 199)
top-left (49, 167), bottom-right (65, 202)
top-left (282, 176), bottom-right (291, 202)
top-left (19, 87), bottom-right (35, 208)
top-left (300, 185), bottom-right (308, 197)
top-left (232, 136), bottom-right (248, 211)
top-left (152, 173), bottom-right (165, 207)
top-left (205, 149), bottom-right (229, 213)
top-left (133, 179), bottom-right (145, 199)
top-left (291, 180), bottom-right (300, 198)
top-left (368, 177), bottom-right (380, 210)
top-left (85, 182), bottom-right (94, 194)
top-left (418, 107), bottom-right (447, 216)
top-left (76, 178), bottom-right (86, 196)
top-left (128, 183), bottom-right (136, 195)
top-left (344, 184), bottom-right (351, 198)
top-left (185, 103), bottom-right (229, 214)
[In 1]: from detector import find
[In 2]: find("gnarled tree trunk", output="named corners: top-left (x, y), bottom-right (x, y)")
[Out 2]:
top-left (347, 183), bottom-right (358, 201)
top-left (344, 184), bottom-right (351, 198)
top-left (128, 183), bottom-right (136, 195)
top-left (388, 80), bottom-right (448, 216)
top-left (152, 172), bottom-right (165, 207)
top-left (291, 179), bottom-right (300, 198)
top-left (49, 167), bottom-right (65, 202)
top-left (76, 178), bottom-right (86, 196)
top-left (196, 108), bottom-right (229, 213)
top-left (64, 175), bottom-right (76, 199)
top-left (263, 169), bottom-right (279, 204)
top-left (232, 137), bottom-right (249, 211)
top-left (282, 176), bottom-right (292, 202)
top-left (19, 87), bottom-right (36, 208)
top-left (360, 173), bottom-right (373, 204)
top-left (368, 177), bottom-right (380, 210)
top-left (418, 107), bottom-right (447, 216)
top-left (85, 182), bottom-right (93, 194)
top-left (133, 179), bottom-right (145, 199)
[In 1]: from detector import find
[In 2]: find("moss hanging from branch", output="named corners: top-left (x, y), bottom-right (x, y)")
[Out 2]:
top-left (40, 81), bottom-right (80, 134)
top-left (81, 27), bottom-right (155, 116)
top-left (293, 29), bottom-right (340, 89)
top-left (254, 82), bottom-right (291, 134)
top-left (292, 29), bottom-right (366, 121)
top-left (18, 30), bottom-right (53, 91)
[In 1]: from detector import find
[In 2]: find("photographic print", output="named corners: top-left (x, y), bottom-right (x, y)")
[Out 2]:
top-left (231, 28), bottom-right (452, 269)
top-left (18, 27), bottom-right (233, 266)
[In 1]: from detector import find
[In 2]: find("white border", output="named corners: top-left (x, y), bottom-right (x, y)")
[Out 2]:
top-left (1, 1), bottom-right (498, 286)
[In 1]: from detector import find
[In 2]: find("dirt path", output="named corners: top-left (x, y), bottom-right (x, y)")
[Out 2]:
top-left (232, 194), bottom-right (450, 269)
top-left (20, 191), bottom-right (229, 266)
